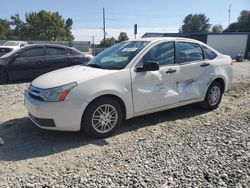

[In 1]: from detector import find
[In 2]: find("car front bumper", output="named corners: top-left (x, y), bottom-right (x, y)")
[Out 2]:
top-left (24, 90), bottom-right (89, 131)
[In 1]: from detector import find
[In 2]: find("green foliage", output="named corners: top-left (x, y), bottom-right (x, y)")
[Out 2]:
top-left (212, 24), bottom-right (223, 33)
top-left (224, 10), bottom-right (250, 32)
top-left (10, 14), bottom-right (28, 40)
top-left (117, 32), bottom-right (129, 42)
top-left (99, 32), bottom-right (129, 48)
top-left (2, 10), bottom-right (74, 41)
top-left (0, 19), bottom-right (11, 39)
top-left (99, 37), bottom-right (116, 48)
top-left (180, 14), bottom-right (211, 33)
top-left (24, 10), bottom-right (74, 41)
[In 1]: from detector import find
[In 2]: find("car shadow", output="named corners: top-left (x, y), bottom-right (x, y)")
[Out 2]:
top-left (1, 79), bottom-right (31, 85)
top-left (0, 104), bottom-right (208, 161)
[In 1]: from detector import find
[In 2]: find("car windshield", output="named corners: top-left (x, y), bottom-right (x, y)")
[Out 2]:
top-left (86, 41), bottom-right (149, 70)
top-left (3, 41), bottom-right (19, 46)
top-left (0, 48), bottom-right (20, 58)
top-left (0, 48), bottom-right (12, 57)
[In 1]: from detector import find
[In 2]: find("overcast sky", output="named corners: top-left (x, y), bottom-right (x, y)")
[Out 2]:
top-left (1, 0), bottom-right (249, 43)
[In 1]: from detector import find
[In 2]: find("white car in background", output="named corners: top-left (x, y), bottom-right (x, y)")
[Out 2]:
top-left (2, 41), bottom-right (28, 50)
top-left (24, 37), bottom-right (233, 138)
top-left (0, 41), bottom-right (28, 56)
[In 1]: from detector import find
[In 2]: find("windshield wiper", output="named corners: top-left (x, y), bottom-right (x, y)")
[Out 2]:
top-left (86, 64), bottom-right (104, 69)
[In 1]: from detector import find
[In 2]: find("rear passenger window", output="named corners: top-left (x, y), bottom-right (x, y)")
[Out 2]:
top-left (177, 42), bottom-right (203, 63)
top-left (202, 45), bottom-right (217, 60)
top-left (142, 42), bottom-right (174, 66)
top-left (68, 49), bottom-right (81, 55)
top-left (46, 47), bottom-right (66, 56)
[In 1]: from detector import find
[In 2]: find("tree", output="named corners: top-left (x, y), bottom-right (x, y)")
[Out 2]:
top-left (212, 24), bottom-right (223, 33)
top-left (25, 10), bottom-right (74, 41)
top-left (179, 14), bottom-right (211, 33)
top-left (10, 14), bottom-right (28, 40)
top-left (0, 19), bottom-right (11, 39)
top-left (117, 32), bottom-right (129, 42)
top-left (9, 10), bottom-right (74, 41)
top-left (99, 37), bottom-right (116, 48)
top-left (224, 10), bottom-right (250, 32)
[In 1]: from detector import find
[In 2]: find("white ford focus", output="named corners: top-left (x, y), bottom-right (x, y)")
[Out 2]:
top-left (24, 37), bottom-right (233, 137)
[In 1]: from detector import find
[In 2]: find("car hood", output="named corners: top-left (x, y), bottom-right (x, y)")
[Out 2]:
top-left (1, 46), bottom-right (18, 50)
top-left (32, 65), bottom-right (117, 89)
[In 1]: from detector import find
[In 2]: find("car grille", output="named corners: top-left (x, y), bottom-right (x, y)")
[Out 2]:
top-left (28, 85), bottom-right (44, 101)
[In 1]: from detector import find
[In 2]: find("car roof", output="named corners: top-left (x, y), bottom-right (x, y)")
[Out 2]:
top-left (4, 40), bottom-right (28, 43)
top-left (24, 43), bottom-right (72, 49)
top-left (129, 37), bottom-right (203, 44)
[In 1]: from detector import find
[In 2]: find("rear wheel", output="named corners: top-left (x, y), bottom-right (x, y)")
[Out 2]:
top-left (82, 97), bottom-right (123, 138)
top-left (0, 69), bottom-right (7, 84)
top-left (201, 81), bottom-right (223, 110)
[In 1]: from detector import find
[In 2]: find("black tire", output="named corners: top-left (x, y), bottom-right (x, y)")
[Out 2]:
top-left (82, 97), bottom-right (123, 138)
top-left (201, 81), bottom-right (223, 110)
top-left (0, 69), bottom-right (8, 84)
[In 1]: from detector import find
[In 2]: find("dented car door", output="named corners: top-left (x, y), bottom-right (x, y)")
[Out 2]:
top-left (131, 41), bottom-right (180, 113)
top-left (175, 41), bottom-right (213, 102)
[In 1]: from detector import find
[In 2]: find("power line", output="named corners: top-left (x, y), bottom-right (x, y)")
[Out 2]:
top-left (103, 8), bottom-right (106, 47)
top-left (228, 4), bottom-right (232, 26)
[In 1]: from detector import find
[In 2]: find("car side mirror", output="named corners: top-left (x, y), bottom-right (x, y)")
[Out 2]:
top-left (13, 54), bottom-right (20, 59)
top-left (135, 61), bottom-right (160, 72)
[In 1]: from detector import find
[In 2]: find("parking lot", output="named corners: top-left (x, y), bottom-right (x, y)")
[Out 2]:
top-left (0, 62), bottom-right (250, 187)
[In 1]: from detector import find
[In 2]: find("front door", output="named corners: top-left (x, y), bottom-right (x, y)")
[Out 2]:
top-left (9, 46), bottom-right (45, 80)
top-left (131, 41), bottom-right (180, 113)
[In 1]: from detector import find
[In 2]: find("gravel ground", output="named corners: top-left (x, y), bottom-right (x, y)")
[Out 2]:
top-left (0, 62), bottom-right (250, 187)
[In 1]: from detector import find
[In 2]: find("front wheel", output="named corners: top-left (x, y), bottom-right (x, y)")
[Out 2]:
top-left (82, 97), bottom-right (123, 138)
top-left (201, 82), bottom-right (223, 110)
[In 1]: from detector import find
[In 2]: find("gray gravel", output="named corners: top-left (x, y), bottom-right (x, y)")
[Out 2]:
top-left (0, 62), bottom-right (250, 188)
top-left (233, 61), bottom-right (250, 83)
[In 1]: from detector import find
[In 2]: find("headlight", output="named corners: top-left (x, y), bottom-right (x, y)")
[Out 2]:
top-left (39, 82), bottom-right (77, 102)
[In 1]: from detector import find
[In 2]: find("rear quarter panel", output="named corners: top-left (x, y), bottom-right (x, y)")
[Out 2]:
top-left (210, 55), bottom-right (233, 92)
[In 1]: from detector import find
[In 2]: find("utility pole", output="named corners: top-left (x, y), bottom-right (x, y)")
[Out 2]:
top-left (228, 4), bottom-right (232, 26)
top-left (92, 36), bottom-right (95, 55)
top-left (103, 8), bottom-right (106, 48)
top-left (134, 24), bottom-right (137, 39)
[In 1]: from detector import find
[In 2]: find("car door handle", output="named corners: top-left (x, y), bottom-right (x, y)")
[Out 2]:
top-left (200, 62), bottom-right (210, 67)
top-left (166, 69), bottom-right (176, 74)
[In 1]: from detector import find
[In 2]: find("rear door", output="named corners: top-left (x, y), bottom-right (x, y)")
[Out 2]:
top-left (9, 46), bottom-right (45, 80)
top-left (44, 46), bottom-right (70, 74)
top-left (175, 41), bottom-right (214, 101)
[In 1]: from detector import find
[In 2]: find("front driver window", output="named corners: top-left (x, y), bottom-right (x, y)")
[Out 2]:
top-left (142, 42), bottom-right (175, 66)
top-left (20, 47), bottom-right (44, 58)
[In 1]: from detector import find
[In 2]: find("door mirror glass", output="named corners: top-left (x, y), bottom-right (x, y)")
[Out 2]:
top-left (136, 61), bottom-right (160, 72)
top-left (13, 53), bottom-right (20, 59)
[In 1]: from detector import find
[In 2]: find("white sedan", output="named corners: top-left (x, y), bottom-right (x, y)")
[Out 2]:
top-left (24, 37), bottom-right (233, 137)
